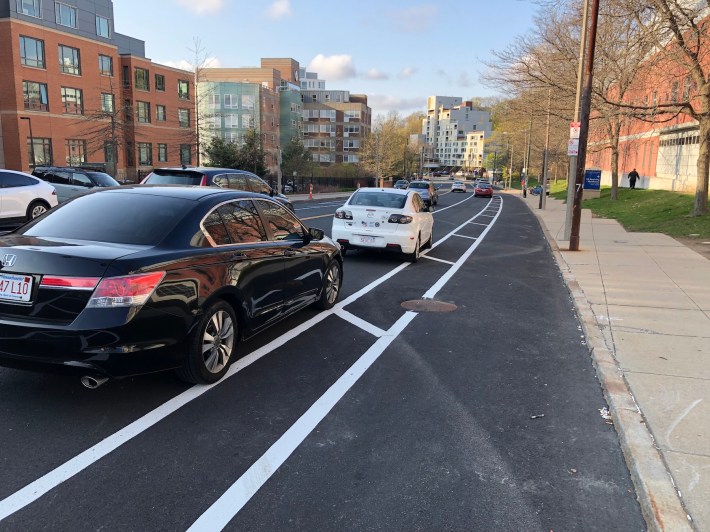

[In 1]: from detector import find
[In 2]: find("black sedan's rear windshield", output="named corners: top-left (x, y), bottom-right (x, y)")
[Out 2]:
top-left (145, 170), bottom-right (204, 185)
top-left (20, 192), bottom-right (191, 245)
top-left (408, 182), bottom-right (429, 189)
top-left (349, 192), bottom-right (407, 209)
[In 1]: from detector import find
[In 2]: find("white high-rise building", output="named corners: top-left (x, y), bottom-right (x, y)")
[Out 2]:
top-left (423, 96), bottom-right (492, 170)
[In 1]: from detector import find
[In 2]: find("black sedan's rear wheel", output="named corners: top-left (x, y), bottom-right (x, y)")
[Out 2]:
top-left (316, 260), bottom-right (342, 310)
top-left (177, 300), bottom-right (237, 384)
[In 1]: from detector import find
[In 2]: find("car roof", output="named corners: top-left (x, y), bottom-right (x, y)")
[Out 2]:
top-left (153, 167), bottom-right (260, 177)
top-left (353, 187), bottom-right (408, 195)
top-left (97, 184), bottom-right (269, 201)
top-left (0, 169), bottom-right (37, 178)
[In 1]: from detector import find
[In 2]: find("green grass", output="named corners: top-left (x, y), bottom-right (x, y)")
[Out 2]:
top-left (549, 185), bottom-right (710, 239)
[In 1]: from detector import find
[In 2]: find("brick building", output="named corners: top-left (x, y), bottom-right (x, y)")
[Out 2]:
top-left (0, 0), bottom-right (194, 180)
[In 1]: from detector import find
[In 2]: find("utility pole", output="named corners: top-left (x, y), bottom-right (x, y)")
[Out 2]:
top-left (565, 0), bottom-right (591, 239)
top-left (569, 0), bottom-right (600, 251)
top-left (540, 88), bottom-right (552, 209)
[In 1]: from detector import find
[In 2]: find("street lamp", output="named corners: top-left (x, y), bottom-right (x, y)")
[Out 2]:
top-left (20, 116), bottom-right (36, 169)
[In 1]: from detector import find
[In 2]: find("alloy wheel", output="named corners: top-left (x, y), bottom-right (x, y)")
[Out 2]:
top-left (202, 310), bottom-right (235, 374)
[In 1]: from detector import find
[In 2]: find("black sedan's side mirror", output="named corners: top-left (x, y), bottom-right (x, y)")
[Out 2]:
top-left (308, 227), bottom-right (325, 241)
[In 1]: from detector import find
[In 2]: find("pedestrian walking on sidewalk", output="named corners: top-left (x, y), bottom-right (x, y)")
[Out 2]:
top-left (628, 168), bottom-right (639, 189)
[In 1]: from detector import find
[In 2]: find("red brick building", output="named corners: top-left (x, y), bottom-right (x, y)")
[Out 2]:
top-left (0, 0), bottom-right (194, 181)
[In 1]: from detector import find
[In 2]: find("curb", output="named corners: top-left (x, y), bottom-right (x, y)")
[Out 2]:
top-left (523, 197), bottom-right (694, 532)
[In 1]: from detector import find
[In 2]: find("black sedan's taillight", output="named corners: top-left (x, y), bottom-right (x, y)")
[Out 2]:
top-left (388, 214), bottom-right (413, 224)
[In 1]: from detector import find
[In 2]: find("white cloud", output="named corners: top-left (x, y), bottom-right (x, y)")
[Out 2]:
top-left (160, 57), bottom-right (221, 71)
top-left (175, 0), bottom-right (226, 15)
top-left (307, 54), bottom-right (357, 81)
top-left (368, 94), bottom-right (425, 115)
top-left (390, 5), bottom-right (437, 33)
top-left (365, 68), bottom-right (389, 80)
top-left (267, 0), bottom-right (292, 19)
top-left (398, 67), bottom-right (417, 79)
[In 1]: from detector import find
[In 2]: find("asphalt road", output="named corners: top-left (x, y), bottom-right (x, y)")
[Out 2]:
top-left (0, 186), bottom-right (644, 531)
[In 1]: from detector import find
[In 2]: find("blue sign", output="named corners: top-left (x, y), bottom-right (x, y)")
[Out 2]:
top-left (584, 169), bottom-right (601, 190)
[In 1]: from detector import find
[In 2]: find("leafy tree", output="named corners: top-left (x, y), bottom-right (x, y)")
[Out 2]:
top-left (240, 128), bottom-right (267, 176)
top-left (202, 136), bottom-right (240, 168)
top-left (281, 137), bottom-right (313, 178)
top-left (359, 112), bottom-right (410, 179)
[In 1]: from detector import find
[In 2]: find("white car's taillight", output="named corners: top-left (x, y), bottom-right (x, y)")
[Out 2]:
top-left (335, 209), bottom-right (353, 220)
top-left (388, 214), bottom-right (413, 224)
top-left (87, 272), bottom-right (166, 308)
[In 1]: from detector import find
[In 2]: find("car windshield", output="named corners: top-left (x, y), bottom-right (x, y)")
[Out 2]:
top-left (145, 170), bottom-right (203, 185)
top-left (478, 183), bottom-right (492, 188)
top-left (349, 191), bottom-right (407, 209)
top-left (19, 192), bottom-right (191, 245)
top-left (408, 182), bottom-right (428, 189)
top-left (86, 172), bottom-right (120, 187)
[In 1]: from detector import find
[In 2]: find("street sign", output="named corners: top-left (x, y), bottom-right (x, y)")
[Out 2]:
top-left (584, 169), bottom-right (601, 190)
top-left (567, 139), bottom-right (579, 156)
top-left (570, 122), bottom-right (581, 139)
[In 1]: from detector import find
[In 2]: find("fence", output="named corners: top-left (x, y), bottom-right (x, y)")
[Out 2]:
top-left (268, 175), bottom-right (376, 194)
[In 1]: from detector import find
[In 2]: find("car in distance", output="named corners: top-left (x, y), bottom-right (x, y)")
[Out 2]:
top-left (407, 180), bottom-right (438, 207)
top-left (474, 182), bottom-right (494, 198)
top-left (142, 167), bottom-right (294, 212)
top-left (0, 169), bottom-right (58, 224)
top-left (393, 179), bottom-right (409, 189)
top-left (331, 187), bottom-right (434, 262)
top-left (451, 180), bottom-right (467, 193)
top-left (32, 166), bottom-right (120, 203)
top-left (0, 186), bottom-right (342, 385)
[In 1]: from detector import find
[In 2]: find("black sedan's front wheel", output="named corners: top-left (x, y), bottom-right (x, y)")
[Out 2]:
top-left (316, 260), bottom-right (342, 310)
top-left (177, 300), bottom-right (237, 384)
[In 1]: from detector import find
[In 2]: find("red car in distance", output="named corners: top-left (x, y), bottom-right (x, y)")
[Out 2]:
top-left (474, 182), bottom-right (493, 198)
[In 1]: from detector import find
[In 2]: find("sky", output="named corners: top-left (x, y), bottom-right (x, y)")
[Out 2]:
top-left (112, 0), bottom-right (541, 118)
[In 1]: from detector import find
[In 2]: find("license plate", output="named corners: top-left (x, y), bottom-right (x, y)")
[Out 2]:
top-left (0, 272), bottom-right (33, 302)
top-left (359, 236), bottom-right (376, 244)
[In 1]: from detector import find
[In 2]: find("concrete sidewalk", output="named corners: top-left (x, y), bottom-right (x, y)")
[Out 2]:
top-left (517, 192), bottom-right (708, 531)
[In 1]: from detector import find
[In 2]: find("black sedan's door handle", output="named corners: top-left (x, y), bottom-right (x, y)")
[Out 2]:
top-left (230, 252), bottom-right (247, 260)
top-left (283, 249), bottom-right (297, 257)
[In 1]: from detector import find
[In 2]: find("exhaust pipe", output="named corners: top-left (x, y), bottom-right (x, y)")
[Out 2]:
top-left (81, 375), bottom-right (109, 389)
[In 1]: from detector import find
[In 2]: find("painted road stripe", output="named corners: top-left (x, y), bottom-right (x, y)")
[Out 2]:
top-left (453, 234), bottom-right (478, 241)
top-left (334, 309), bottom-right (386, 337)
top-left (187, 197), bottom-right (504, 531)
top-left (301, 213), bottom-right (335, 221)
top-left (422, 255), bottom-right (456, 266)
top-left (0, 193), bottom-right (496, 522)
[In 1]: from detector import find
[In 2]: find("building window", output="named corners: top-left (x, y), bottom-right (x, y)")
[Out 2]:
top-left (104, 141), bottom-right (116, 163)
top-left (224, 94), bottom-right (238, 108)
top-left (134, 68), bottom-right (149, 91)
top-left (101, 93), bottom-right (114, 113)
top-left (99, 54), bottom-right (113, 76)
top-left (136, 101), bottom-right (150, 123)
top-left (241, 95), bottom-right (254, 109)
top-left (27, 137), bottom-right (52, 166)
top-left (178, 108), bottom-right (190, 128)
top-left (178, 80), bottom-right (189, 100)
top-left (242, 114), bottom-right (252, 128)
top-left (22, 81), bottom-right (49, 111)
top-left (58, 45), bottom-right (81, 75)
top-left (19, 36), bottom-right (45, 68)
top-left (155, 74), bottom-right (165, 92)
top-left (208, 94), bottom-right (221, 109)
top-left (180, 144), bottom-right (191, 165)
top-left (95, 15), bottom-right (110, 37)
top-left (224, 114), bottom-right (238, 128)
top-left (61, 87), bottom-right (83, 114)
top-left (158, 143), bottom-right (168, 162)
top-left (156, 104), bottom-right (166, 122)
top-left (138, 143), bottom-right (152, 165)
top-left (124, 99), bottom-right (132, 120)
top-left (55, 2), bottom-right (77, 28)
top-left (16, 0), bottom-right (40, 17)
top-left (65, 139), bottom-right (86, 165)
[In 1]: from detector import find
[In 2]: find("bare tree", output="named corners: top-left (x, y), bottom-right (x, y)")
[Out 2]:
top-left (359, 113), bottom-right (410, 179)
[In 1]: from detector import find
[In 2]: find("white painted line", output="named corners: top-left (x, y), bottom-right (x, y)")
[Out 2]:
top-left (0, 189), bottom-right (497, 522)
top-left (430, 194), bottom-right (473, 214)
top-left (468, 222), bottom-right (488, 227)
top-left (294, 202), bottom-right (345, 211)
top-left (453, 234), bottom-right (478, 241)
top-left (334, 309), bottom-right (386, 337)
top-left (423, 197), bottom-right (503, 300)
top-left (187, 311), bottom-right (418, 532)
top-left (421, 255), bottom-right (456, 265)
top-left (479, 214), bottom-right (496, 218)
top-left (188, 197), bottom-right (505, 531)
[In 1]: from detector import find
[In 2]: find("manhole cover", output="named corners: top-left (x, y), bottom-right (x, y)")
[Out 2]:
top-left (400, 299), bottom-right (458, 312)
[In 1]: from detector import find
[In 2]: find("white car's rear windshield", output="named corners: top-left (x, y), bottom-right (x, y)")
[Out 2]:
top-left (349, 192), bottom-right (407, 209)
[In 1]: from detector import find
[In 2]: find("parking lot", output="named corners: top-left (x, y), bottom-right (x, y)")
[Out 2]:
top-left (0, 187), bottom-right (644, 530)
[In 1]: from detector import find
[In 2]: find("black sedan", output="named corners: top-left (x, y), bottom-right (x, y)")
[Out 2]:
top-left (0, 186), bottom-right (343, 385)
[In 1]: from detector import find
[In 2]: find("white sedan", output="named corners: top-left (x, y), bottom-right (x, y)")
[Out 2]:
top-left (332, 187), bottom-right (434, 262)
top-left (451, 180), bottom-right (467, 193)
top-left (0, 169), bottom-right (58, 224)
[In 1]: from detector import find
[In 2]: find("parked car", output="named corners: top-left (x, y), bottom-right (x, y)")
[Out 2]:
top-left (451, 180), bottom-right (467, 193)
top-left (32, 166), bottom-right (120, 203)
top-left (474, 182), bottom-right (494, 198)
top-left (408, 180), bottom-right (439, 206)
top-left (394, 179), bottom-right (409, 189)
top-left (331, 187), bottom-right (434, 262)
top-left (142, 167), bottom-right (294, 212)
top-left (0, 186), bottom-right (342, 385)
top-left (0, 169), bottom-right (58, 224)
